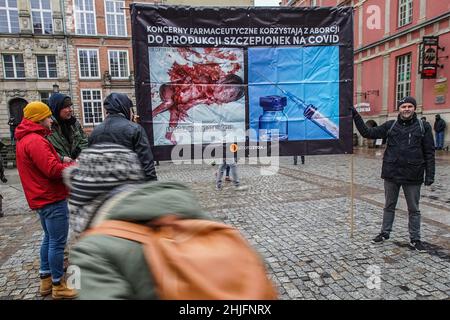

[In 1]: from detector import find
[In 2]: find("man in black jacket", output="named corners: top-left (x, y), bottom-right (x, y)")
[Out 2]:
top-left (433, 114), bottom-right (446, 150)
top-left (89, 93), bottom-right (157, 181)
top-left (351, 96), bottom-right (435, 252)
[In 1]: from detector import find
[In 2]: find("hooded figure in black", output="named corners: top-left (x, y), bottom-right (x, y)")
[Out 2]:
top-left (47, 93), bottom-right (88, 160)
top-left (433, 114), bottom-right (446, 150)
top-left (88, 93), bottom-right (157, 181)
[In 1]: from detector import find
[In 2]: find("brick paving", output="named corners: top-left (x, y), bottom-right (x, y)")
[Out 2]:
top-left (0, 147), bottom-right (449, 300)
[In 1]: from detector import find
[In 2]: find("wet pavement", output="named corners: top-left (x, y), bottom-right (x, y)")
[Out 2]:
top-left (0, 147), bottom-right (449, 300)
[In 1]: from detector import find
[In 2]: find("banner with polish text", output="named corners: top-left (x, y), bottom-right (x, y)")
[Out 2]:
top-left (131, 4), bottom-right (354, 161)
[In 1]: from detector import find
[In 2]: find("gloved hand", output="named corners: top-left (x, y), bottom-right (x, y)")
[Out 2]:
top-left (424, 178), bottom-right (434, 186)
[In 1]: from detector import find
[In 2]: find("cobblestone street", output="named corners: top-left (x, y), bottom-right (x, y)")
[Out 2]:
top-left (1, 148), bottom-right (449, 300)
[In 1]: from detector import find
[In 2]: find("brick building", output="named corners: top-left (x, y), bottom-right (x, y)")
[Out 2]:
top-left (283, 0), bottom-right (450, 148)
top-left (63, 0), bottom-right (139, 131)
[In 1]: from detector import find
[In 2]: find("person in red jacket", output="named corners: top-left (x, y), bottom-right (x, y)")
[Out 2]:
top-left (15, 101), bottom-right (77, 300)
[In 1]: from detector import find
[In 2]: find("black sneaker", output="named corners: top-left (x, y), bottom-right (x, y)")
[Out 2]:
top-left (410, 240), bottom-right (426, 253)
top-left (372, 233), bottom-right (389, 243)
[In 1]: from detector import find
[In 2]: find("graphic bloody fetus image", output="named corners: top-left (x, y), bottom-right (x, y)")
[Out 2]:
top-left (151, 47), bottom-right (245, 145)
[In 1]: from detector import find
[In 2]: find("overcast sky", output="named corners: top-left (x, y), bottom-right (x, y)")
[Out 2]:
top-left (254, 0), bottom-right (281, 6)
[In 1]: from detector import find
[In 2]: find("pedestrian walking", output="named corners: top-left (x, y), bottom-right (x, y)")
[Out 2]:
top-left (0, 139), bottom-right (6, 184)
top-left (15, 101), bottom-right (77, 299)
top-left (0, 139), bottom-right (6, 218)
top-left (88, 93), bottom-right (157, 181)
top-left (216, 158), bottom-right (247, 191)
top-left (47, 93), bottom-right (88, 161)
top-left (351, 96), bottom-right (435, 252)
top-left (434, 114), bottom-right (446, 150)
top-left (64, 143), bottom-right (275, 299)
top-left (293, 155), bottom-right (305, 165)
top-left (7, 116), bottom-right (18, 145)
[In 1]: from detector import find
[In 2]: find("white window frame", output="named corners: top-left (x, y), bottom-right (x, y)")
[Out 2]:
top-left (105, 0), bottom-right (127, 36)
top-left (398, 0), bottom-right (413, 28)
top-left (74, 0), bottom-right (97, 35)
top-left (36, 55), bottom-right (57, 79)
top-left (77, 48), bottom-right (100, 79)
top-left (0, 0), bottom-right (19, 33)
top-left (108, 50), bottom-right (129, 79)
top-left (81, 89), bottom-right (104, 125)
top-left (396, 53), bottom-right (412, 108)
top-left (2, 54), bottom-right (25, 78)
top-left (31, 0), bottom-right (53, 34)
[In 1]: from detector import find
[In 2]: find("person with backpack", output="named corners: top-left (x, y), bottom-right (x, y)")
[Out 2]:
top-left (350, 96), bottom-right (435, 252)
top-left (65, 143), bottom-right (276, 299)
top-left (433, 114), bottom-right (446, 150)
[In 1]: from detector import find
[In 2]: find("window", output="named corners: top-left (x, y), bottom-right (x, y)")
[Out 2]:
top-left (40, 91), bottom-right (51, 105)
top-left (81, 89), bottom-right (103, 124)
top-left (105, 0), bottom-right (126, 36)
top-left (74, 0), bottom-right (96, 35)
top-left (398, 0), bottom-right (413, 27)
top-left (0, 0), bottom-right (19, 33)
top-left (31, 0), bottom-right (52, 34)
top-left (78, 49), bottom-right (99, 78)
top-left (396, 53), bottom-right (411, 108)
top-left (3, 54), bottom-right (25, 78)
top-left (108, 50), bottom-right (129, 78)
top-left (37, 55), bottom-right (57, 78)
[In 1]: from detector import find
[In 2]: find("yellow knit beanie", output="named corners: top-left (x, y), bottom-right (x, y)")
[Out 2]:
top-left (23, 101), bottom-right (52, 123)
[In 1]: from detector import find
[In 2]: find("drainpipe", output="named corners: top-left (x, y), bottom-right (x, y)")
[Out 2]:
top-left (61, 0), bottom-right (73, 98)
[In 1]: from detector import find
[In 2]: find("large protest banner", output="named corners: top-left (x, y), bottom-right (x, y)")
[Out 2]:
top-left (131, 4), bottom-right (353, 161)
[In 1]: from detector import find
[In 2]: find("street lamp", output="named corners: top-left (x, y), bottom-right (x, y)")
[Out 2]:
top-left (52, 83), bottom-right (59, 93)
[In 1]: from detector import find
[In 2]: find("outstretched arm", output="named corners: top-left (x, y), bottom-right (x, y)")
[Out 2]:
top-left (351, 106), bottom-right (391, 139)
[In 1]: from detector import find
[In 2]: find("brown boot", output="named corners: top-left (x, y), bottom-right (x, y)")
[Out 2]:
top-left (52, 280), bottom-right (78, 300)
top-left (40, 276), bottom-right (52, 296)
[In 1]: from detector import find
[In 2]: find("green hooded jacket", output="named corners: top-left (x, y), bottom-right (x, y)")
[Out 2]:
top-left (48, 118), bottom-right (88, 159)
top-left (69, 181), bottom-right (210, 300)
top-left (47, 93), bottom-right (88, 159)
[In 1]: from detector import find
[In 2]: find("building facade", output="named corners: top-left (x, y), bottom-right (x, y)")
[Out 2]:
top-left (283, 0), bottom-right (450, 148)
top-left (0, 0), bottom-right (255, 140)
top-left (0, 0), bottom-right (69, 139)
top-left (63, 0), bottom-right (139, 131)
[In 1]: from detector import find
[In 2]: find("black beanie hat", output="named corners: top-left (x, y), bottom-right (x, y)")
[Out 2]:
top-left (397, 96), bottom-right (417, 109)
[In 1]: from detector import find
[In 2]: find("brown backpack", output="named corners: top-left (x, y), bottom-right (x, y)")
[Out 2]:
top-left (84, 216), bottom-right (278, 300)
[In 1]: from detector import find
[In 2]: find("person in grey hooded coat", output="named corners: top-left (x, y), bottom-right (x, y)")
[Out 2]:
top-left (88, 93), bottom-right (157, 181)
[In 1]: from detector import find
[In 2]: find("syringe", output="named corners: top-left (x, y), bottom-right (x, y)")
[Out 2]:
top-left (278, 88), bottom-right (339, 139)
top-left (253, 71), bottom-right (339, 139)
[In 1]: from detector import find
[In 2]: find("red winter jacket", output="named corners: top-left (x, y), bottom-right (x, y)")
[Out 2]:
top-left (15, 119), bottom-right (73, 210)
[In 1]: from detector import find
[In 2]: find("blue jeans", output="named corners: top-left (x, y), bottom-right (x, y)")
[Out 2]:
top-left (435, 131), bottom-right (444, 149)
top-left (37, 200), bottom-right (69, 282)
top-left (381, 180), bottom-right (421, 241)
top-left (217, 161), bottom-right (240, 187)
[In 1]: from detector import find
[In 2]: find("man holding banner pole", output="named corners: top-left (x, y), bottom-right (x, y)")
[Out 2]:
top-left (350, 96), bottom-right (435, 252)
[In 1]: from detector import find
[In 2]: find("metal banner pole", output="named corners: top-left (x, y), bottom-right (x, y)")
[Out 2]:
top-left (350, 153), bottom-right (355, 238)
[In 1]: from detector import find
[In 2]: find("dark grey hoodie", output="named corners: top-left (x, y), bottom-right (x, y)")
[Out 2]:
top-left (88, 93), bottom-right (157, 181)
